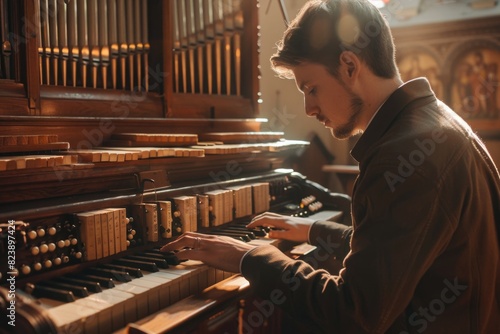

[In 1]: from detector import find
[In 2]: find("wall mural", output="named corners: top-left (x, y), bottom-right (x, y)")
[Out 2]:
top-left (397, 46), bottom-right (500, 135)
top-left (398, 52), bottom-right (443, 100)
top-left (451, 49), bottom-right (499, 120)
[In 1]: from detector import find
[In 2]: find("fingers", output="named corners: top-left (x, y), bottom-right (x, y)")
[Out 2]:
top-left (169, 248), bottom-right (197, 262)
top-left (247, 212), bottom-right (288, 229)
top-left (160, 232), bottom-right (242, 253)
top-left (159, 232), bottom-right (255, 273)
top-left (249, 214), bottom-right (314, 243)
top-left (267, 229), bottom-right (291, 239)
top-left (159, 232), bottom-right (210, 263)
top-left (160, 232), bottom-right (205, 252)
top-left (251, 211), bottom-right (283, 221)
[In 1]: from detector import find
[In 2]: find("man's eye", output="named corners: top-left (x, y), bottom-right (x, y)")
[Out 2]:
top-left (308, 87), bottom-right (316, 95)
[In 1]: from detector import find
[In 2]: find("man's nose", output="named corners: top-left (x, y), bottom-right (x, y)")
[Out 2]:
top-left (304, 97), bottom-right (318, 117)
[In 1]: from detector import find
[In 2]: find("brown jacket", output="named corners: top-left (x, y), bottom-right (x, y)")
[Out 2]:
top-left (241, 78), bottom-right (500, 333)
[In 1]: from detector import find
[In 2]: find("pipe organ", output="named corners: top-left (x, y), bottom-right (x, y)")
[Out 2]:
top-left (31, 0), bottom-right (247, 95)
top-left (0, 1), bottom-right (351, 333)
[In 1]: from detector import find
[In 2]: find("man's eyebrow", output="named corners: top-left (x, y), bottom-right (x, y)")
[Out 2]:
top-left (298, 81), bottom-right (309, 92)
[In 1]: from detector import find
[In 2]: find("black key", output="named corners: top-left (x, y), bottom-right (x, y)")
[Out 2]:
top-left (262, 226), bottom-right (272, 233)
top-left (145, 249), bottom-right (165, 255)
top-left (222, 226), bottom-right (257, 239)
top-left (113, 258), bottom-right (159, 272)
top-left (204, 230), bottom-right (250, 242)
top-left (249, 228), bottom-right (268, 237)
top-left (216, 227), bottom-right (253, 236)
top-left (147, 250), bottom-right (182, 265)
top-left (233, 222), bottom-right (268, 237)
top-left (54, 277), bottom-right (102, 293)
top-left (76, 274), bottom-right (115, 288)
top-left (28, 284), bottom-right (75, 302)
top-left (101, 263), bottom-right (143, 278)
top-left (139, 252), bottom-right (170, 260)
top-left (38, 281), bottom-right (89, 298)
top-left (138, 252), bottom-right (173, 264)
top-left (86, 267), bottom-right (132, 282)
top-left (126, 255), bottom-right (169, 268)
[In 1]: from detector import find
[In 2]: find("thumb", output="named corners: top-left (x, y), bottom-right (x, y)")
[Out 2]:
top-left (267, 229), bottom-right (290, 240)
top-left (173, 248), bottom-right (199, 262)
top-left (247, 216), bottom-right (287, 229)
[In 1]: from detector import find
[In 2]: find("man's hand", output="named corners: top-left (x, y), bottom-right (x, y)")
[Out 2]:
top-left (248, 212), bottom-right (315, 243)
top-left (160, 232), bottom-right (256, 273)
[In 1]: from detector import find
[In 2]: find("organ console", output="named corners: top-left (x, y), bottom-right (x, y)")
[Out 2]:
top-left (0, 1), bottom-right (351, 333)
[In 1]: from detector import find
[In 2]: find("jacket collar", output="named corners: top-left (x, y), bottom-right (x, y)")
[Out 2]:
top-left (350, 78), bottom-right (436, 162)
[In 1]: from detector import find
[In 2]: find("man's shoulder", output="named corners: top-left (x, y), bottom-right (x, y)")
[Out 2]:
top-left (360, 102), bottom-right (476, 183)
top-left (377, 101), bottom-right (472, 157)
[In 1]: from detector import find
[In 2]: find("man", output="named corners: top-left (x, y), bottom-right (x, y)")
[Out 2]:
top-left (161, 0), bottom-right (500, 332)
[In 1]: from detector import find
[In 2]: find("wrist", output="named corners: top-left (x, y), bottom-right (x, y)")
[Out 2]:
top-left (307, 220), bottom-right (318, 244)
top-left (239, 246), bottom-right (258, 273)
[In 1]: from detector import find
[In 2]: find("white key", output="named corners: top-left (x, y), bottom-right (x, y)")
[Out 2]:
top-left (41, 300), bottom-right (97, 334)
top-left (125, 274), bottom-right (164, 314)
top-left (74, 295), bottom-right (114, 334)
top-left (79, 288), bottom-right (135, 333)
top-left (113, 282), bottom-right (149, 320)
top-left (147, 271), bottom-right (180, 306)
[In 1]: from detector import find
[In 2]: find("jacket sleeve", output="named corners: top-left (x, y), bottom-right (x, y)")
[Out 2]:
top-left (308, 220), bottom-right (352, 262)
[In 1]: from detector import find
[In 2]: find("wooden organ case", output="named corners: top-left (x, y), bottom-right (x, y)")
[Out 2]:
top-left (0, 1), bottom-right (351, 333)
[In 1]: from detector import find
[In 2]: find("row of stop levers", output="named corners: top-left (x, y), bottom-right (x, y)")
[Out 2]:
top-left (36, 0), bottom-right (243, 95)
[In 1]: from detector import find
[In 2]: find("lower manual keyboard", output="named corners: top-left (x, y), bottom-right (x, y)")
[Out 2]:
top-left (32, 259), bottom-right (234, 334)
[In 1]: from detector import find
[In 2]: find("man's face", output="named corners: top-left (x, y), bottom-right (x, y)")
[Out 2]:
top-left (292, 62), bottom-right (364, 139)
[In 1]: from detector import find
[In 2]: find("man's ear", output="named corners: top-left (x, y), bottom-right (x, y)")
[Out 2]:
top-left (339, 51), bottom-right (360, 79)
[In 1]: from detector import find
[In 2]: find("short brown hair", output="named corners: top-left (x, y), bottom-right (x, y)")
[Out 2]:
top-left (270, 0), bottom-right (399, 79)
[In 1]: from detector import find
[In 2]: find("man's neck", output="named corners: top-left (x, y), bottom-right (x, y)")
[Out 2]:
top-left (359, 76), bottom-right (403, 131)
